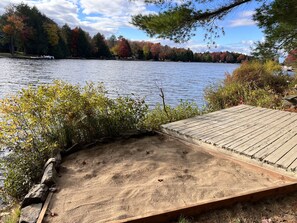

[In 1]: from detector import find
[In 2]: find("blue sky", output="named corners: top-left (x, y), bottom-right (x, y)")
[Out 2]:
top-left (0, 0), bottom-right (265, 55)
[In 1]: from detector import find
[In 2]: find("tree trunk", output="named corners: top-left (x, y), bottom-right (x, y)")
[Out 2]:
top-left (10, 36), bottom-right (15, 56)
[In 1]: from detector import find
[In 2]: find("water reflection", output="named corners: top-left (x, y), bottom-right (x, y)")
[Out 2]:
top-left (0, 58), bottom-right (239, 107)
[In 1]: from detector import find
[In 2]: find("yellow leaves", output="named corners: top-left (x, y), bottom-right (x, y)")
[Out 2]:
top-left (43, 22), bottom-right (59, 46)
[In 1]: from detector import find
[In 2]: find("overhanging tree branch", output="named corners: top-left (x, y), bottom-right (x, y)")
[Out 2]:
top-left (132, 0), bottom-right (253, 42)
top-left (193, 0), bottom-right (252, 20)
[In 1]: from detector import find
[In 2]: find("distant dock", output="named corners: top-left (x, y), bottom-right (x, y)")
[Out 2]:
top-left (162, 105), bottom-right (297, 174)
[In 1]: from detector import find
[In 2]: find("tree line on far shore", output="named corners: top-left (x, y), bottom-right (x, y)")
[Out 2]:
top-left (0, 3), bottom-right (249, 63)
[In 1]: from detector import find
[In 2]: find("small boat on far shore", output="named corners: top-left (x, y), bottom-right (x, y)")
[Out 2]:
top-left (30, 55), bottom-right (55, 60)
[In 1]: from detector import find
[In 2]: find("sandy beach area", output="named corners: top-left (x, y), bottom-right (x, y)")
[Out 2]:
top-left (44, 135), bottom-right (288, 223)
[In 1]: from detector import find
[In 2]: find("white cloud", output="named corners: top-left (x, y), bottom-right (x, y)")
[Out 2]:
top-left (0, 0), bottom-right (23, 14)
top-left (214, 40), bottom-right (256, 55)
top-left (0, 0), bottom-right (151, 36)
top-left (35, 0), bottom-right (80, 27)
top-left (145, 38), bottom-right (256, 55)
top-left (229, 18), bottom-right (256, 27)
top-left (80, 0), bottom-right (147, 16)
top-left (174, 40), bottom-right (255, 55)
top-left (228, 10), bottom-right (256, 27)
top-left (241, 10), bottom-right (255, 17)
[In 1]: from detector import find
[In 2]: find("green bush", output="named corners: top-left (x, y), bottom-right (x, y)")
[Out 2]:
top-left (205, 60), bottom-right (293, 111)
top-left (142, 100), bottom-right (200, 131)
top-left (226, 60), bottom-right (289, 93)
top-left (0, 81), bottom-right (147, 199)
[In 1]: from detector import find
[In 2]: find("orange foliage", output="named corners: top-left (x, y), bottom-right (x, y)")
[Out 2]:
top-left (2, 24), bottom-right (14, 35)
top-left (2, 14), bottom-right (24, 35)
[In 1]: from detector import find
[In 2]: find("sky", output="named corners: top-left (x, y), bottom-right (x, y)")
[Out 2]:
top-left (0, 0), bottom-right (265, 55)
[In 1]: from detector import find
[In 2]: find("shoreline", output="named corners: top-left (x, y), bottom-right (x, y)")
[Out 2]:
top-left (0, 53), bottom-right (243, 64)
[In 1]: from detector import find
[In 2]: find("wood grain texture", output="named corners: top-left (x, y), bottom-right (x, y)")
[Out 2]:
top-left (162, 105), bottom-right (297, 173)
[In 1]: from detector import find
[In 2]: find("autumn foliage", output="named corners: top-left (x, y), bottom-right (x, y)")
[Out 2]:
top-left (285, 49), bottom-right (297, 66)
top-left (0, 3), bottom-right (250, 61)
top-left (116, 38), bottom-right (132, 58)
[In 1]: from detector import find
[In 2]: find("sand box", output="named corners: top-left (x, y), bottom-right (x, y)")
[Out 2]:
top-left (44, 135), bottom-right (288, 223)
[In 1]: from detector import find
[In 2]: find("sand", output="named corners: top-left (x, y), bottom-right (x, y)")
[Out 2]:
top-left (44, 135), bottom-right (288, 223)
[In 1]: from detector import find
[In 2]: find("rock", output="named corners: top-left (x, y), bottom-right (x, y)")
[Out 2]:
top-left (55, 152), bottom-right (62, 167)
top-left (19, 203), bottom-right (42, 223)
top-left (41, 163), bottom-right (57, 187)
top-left (21, 184), bottom-right (48, 208)
top-left (43, 158), bottom-right (56, 170)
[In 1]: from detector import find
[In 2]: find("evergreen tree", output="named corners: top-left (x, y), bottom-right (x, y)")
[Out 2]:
top-left (16, 4), bottom-right (49, 55)
top-left (77, 28), bottom-right (92, 58)
top-left (132, 0), bottom-right (252, 43)
top-left (253, 0), bottom-right (297, 58)
top-left (92, 33), bottom-right (110, 58)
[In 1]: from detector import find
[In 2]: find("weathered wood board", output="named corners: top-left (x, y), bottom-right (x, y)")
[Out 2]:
top-left (162, 105), bottom-right (297, 173)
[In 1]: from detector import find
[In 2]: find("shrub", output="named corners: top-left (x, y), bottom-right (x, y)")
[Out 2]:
top-left (2, 206), bottom-right (20, 223)
top-left (226, 60), bottom-right (290, 94)
top-left (142, 100), bottom-right (200, 131)
top-left (205, 60), bottom-right (293, 111)
top-left (0, 81), bottom-right (147, 199)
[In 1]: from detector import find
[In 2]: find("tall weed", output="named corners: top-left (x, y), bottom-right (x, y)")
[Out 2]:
top-left (142, 100), bottom-right (200, 130)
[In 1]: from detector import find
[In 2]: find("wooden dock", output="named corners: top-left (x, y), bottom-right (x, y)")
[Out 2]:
top-left (162, 105), bottom-right (297, 173)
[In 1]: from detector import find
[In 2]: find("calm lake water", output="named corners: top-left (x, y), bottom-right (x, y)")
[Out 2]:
top-left (0, 58), bottom-right (239, 107)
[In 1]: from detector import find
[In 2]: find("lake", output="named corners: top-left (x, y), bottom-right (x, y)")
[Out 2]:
top-left (0, 58), bottom-right (239, 107)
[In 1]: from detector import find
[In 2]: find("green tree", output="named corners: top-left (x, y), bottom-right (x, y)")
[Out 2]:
top-left (77, 28), bottom-right (92, 58)
top-left (48, 31), bottom-right (70, 59)
top-left (131, 0), bottom-right (252, 43)
top-left (143, 42), bottom-right (152, 60)
top-left (61, 24), bottom-right (72, 52)
top-left (253, 0), bottom-right (297, 58)
top-left (92, 32), bottom-right (111, 58)
top-left (70, 27), bottom-right (92, 58)
top-left (15, 4), bottom-right (49, 55)
top-left (106, 34), bottom-right (117, 49)
top-left (132, 0), bottom-right (296, 58)
top-left (43, 22), bottom-right (59, 47)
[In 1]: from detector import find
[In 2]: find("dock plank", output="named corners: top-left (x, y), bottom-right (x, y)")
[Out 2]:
top-left (243, 118), bottom-right (297, 157)
top-left (223, 112), bottom-right (294, 152)
top-left (169, 106), bottom-right (257, 133)
top-left (213, 110), bottom-right (286, 150)
top-left (161, 105), bottom-right (297, 174)
top-left (255, 132), bottom-right (297, 161)
top-left (201, 109), bottom-right (279, 145)
top-left (183, 107), bottom-right (271, 140)
top-left (264, 135), bottom-right (297, 165)
top-left (162, 105), bottom-right (252, 129)
top-left (276, 144), bottom-right (297, 169)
